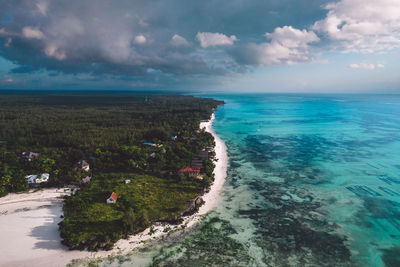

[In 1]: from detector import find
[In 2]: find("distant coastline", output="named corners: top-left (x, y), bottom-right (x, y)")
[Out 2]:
top-left (0, 112), bottom-right (228, 267)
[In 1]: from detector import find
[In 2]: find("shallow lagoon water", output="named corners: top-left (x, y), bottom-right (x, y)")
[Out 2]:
top-left (100, 94), bottom-right (400, 267)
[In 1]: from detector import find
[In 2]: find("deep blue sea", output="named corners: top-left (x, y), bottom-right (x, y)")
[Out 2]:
top-left (100, 94), bottom-right (400, 267)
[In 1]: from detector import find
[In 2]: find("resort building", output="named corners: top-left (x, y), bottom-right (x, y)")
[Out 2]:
top-left (143, 142), bottom-right (163, 148)
top-left (106, 192), bottom-right (118, 204)
top-left (39, 173), bottom-right (50, 183)
top-left (143, 142), bottom-right (154, 146)
top-left (26, 173), bottom-right (50, 184)
top-left (77, 160), bottom-right (90, 171)
top-left (21, 152), bottom-right (40, 161)
top-left (178, 166), bottom-right (201, 178)
top-left (26, 175), bottom-right (38, 184)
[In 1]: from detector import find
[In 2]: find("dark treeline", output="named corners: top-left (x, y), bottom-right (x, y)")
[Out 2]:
top-left (0, 93), bottom-right (223, 250)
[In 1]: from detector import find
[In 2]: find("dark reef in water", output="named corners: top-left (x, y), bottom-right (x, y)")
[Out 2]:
top-left (242, 182), bottom-right (351, 266)
top-left (234, 134), bottom-right (352, 265)
top-left (150, 216), bottom-right (252, 266)
top-left (380, 247), bottom-right (400, 267)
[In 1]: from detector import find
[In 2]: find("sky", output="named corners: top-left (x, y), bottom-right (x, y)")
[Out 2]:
top-left (0, 0), bottom-right (399, 93)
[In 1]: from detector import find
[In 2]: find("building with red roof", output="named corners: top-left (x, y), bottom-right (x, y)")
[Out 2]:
top-left (106, 192), bottom-right (118, 204)
top-left (178, 166), bottom-right (201, 178)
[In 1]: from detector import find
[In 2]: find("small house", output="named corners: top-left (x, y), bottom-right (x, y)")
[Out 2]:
top-left (35, 173), bottom-right (50, 184)
top-left (106, 192), bottom-right (118, 204)
top-left (26, 173), bottom-right (49, 184)
top-left (39, 173), bottom-right (50, 183)
top-left (125, 179), bottom-right (131, 184)
top-left (143, 142), bottom-right (154, 146)
top-left (26, 174), bottom-right (38, 184)
top-left (178, 166), bottom-right (201, 178)
top-left (143, 142), bottom-right (163, 148)
top-left (77, 160), bottom-right (90, 171)
top-left (21, 152), bottom-right (40, 162)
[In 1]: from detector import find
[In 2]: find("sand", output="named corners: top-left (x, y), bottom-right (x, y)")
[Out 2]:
top-left (0, 113), bottom-right (228, 267)
top-left (0, 188), bottom-right (89, 267)
top-left (198, 113), bottom-right (227, 215)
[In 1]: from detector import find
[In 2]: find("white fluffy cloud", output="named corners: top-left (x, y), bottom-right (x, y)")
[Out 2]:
top-left (265, 26), bottom-right (319, 49)
top-left (239, 26), bottom-right (319, 65)
top-left (349, 63), bottom-right (384, 70)
top-left (313, 0), bottom-right (400, 53)
top-left (134, 35), bottom-right (147, 45)
top-left (170, 34), bottom-right (189, 46)
top-left (196, 32), bottom-right (238, 48)
top-left (22, 27), bottom-right (45, 39)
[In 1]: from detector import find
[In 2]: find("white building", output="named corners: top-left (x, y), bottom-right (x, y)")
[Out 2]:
top-left (77, 160), bottom-right (90, 171)
top-left (39, 173), bottom-right (50, 183)
top-left (26, 175), bottom-right (38, 184)
top-left (26, 173), bottom-right (50, 184)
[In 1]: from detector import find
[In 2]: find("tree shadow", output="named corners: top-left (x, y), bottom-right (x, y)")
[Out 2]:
top-left (27, 200), bottom-right (67, 251)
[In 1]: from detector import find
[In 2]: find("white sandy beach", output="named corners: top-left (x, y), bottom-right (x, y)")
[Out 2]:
top-left (0, 113), bottom-right (227, 267)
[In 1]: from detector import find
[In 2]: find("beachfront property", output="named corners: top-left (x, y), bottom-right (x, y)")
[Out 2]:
top-left (26, 173), bottom-right (50, 184)
top-left (39, 173), bottom-right (50, 183)
top-left (106, 192), bottom-right (118, 204)
top-left (178, 166), bottom-right (201, 178)
top-left (143, 142), bottom-right (163, 148)
top-left (26, 175), bottom-right (37, 184)
top-left (143, 142), bottom-right (154, 146)
top-left (20, 152), bottom-right (40, 161)
top-left (77, 160), bottom-right (90, 171)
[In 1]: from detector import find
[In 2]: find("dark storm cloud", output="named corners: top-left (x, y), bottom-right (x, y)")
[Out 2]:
top-left (0, 0), bottom-right (331, 77)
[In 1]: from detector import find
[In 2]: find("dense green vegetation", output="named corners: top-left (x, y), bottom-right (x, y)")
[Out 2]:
top-left (0, 93), bottom-right (223, 250)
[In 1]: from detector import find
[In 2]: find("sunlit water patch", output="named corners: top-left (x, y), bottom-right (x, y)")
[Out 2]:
top-left (96, 94), bottom-right (400, 267)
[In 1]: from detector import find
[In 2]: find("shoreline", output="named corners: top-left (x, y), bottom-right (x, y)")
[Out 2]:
top-left (0, 112), bottom-right (228, 267)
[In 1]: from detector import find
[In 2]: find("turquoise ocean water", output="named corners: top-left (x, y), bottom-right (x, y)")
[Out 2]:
top-left (101, 94), bottom-right (400, 267)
